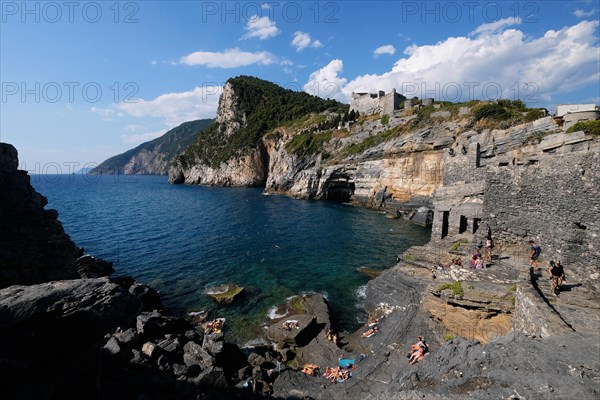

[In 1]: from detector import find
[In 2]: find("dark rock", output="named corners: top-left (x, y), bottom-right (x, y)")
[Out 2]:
top-left (157, 337), bottom-right (181, 352)
top-left (185, 329), bottom-right (203, 343)
top-left (129, 283), bottom-right (163, 311)
top-left (203, 332), bottom-right (224, 356)
top-left (191, 366), bottom-right (228, 389)
top-left (266, 314), bottom-right (317, 347)
top-left (156, 354), bottom-right (173, 373)
top-left (130, 349), bottom-right (147, 366)
top-left (103, 336), bottom-right (121, 356)
top-left (183, 341), bottom-right (215, 367)
top-left (113, 327), bottom-right (138, 347)
top-left (109, 276), bottom-right (135, 290)
top-left (247, 352), bottom-right (266, 367)
top-left (173, 363), bottom-right (201, 377)
top-left (75, 255), bottom-right (114, 278)
top-left (238, 365), bottom-right (252, 380)
top-left (0, 278), bottom-right (140, 399)
top-left (136, 312), bottom-right (191, 340)
top-left (0, 143), bottom-right (79, 288)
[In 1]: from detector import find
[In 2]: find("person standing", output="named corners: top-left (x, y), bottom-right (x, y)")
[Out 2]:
top-left (484, 236), bottom-right (493, 261)
top-left (529, 240), bottom-right (542, 271)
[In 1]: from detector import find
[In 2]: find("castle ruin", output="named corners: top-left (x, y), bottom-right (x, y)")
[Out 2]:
top-left (350, 89), bottom-right (406, 116)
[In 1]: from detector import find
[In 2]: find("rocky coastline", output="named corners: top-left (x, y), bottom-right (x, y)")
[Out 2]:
top-left (2, 136), bottom-right (599, 400)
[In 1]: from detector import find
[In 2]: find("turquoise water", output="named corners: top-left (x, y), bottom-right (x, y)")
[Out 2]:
top-left (32, 174), bottom-right (430, 343)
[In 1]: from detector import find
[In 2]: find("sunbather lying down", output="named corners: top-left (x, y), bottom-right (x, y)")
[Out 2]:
top-left (302, 363), bottom-right (320, 376)
top-left (323, 366), bottom-right (351, 382)
top-left (204, 318), bottom-right (224, 334)
top-left (362, 326), bottom-right (379, 338)
top-left (282, 320), bottom-right (299, 330)
top-left (408, 335), bottom-right (429, 365)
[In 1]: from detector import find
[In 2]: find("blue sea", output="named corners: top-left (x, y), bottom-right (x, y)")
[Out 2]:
top-left (32, 174), bottom-right (430, 343)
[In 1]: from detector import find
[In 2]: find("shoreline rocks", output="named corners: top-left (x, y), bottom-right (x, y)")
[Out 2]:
top-left (205, 283), bottom-right (244, 304)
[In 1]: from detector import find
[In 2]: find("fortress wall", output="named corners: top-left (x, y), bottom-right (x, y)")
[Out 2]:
top-left (483, 147), bottom-right (600, 290)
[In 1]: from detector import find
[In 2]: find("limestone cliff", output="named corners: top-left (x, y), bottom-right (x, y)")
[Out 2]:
top-left (168, 76), bottom-right (346, 187)
top-left (0, 143), bottom-right (79, 287)
top-left (91, 119), bottom-right (213, 175)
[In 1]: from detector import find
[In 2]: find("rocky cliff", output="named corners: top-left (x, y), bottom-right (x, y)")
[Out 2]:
top-left (172, 81), bottom-right (560, 211)
top-left (0, 143), bottom-right (80, 288)
top-left (168, 76), bottom-right (346, 187)
top-left (91, 119), bottom-right (213, 175)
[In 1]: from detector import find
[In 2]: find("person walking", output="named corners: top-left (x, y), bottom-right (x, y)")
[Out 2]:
top-left (529, 240), bottom-right (542, 271)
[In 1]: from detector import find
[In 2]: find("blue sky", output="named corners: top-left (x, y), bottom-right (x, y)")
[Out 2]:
top-left (1, 0), bottom-right (599, 169)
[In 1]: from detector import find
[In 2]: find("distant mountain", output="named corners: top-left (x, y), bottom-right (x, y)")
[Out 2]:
top-left (76, 167), bottom-right (95, 174)
top-left (90, 119), bottom-right (214, 175)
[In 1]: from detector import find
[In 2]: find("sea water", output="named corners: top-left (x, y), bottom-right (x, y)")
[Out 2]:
top-left (33, 174), bottom-right (430, 343)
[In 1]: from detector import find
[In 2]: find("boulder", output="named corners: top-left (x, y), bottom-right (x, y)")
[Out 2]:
top-left (183, 341), bottom-right (215, 367)
top-left (129, 283), bottom-right (163, 311)
top-left (266, 315), bottom-right (317, 347)
top-left (191, 366), bottom-right (228, 389)
top-left (173, 363), bottom-right (201, 378)
top-left (103, 336), bottom-right (121, 356)
top-left (141, 342), bottom-right (159, 358)
top-left (247, 352), bottom-right (266, 367)
top-left (0, 278), bottom-right (140, 399)
top-left (136, 312), bottom-right (191, 340)
top-left (205, 284), bottom-right (244, 304)
top-left (203, 332), bottom-right (224, 356)
top-left (75, 255), bottom-right (114, 278)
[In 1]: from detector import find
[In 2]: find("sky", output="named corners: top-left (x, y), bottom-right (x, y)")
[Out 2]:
top-left (1, 0), bottom-right (599, 170)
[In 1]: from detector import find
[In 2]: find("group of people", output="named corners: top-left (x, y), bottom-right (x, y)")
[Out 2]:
top-left (281, 320), bottom-right (299, 330)
top-left (326, 327), bottom-right (338, 345)
top-left (204, 318), bottom-right (224, 334)
top-left (408, 336), bottom-right (429, 365)
top-left (530, 240), bottom-right (567, 293)
top-left (323, 365), bottom-right (352, 383)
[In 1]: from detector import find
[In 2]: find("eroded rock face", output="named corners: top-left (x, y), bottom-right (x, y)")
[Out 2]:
top-left (169, 147), bottom-right (267, 187)
top-left (0, 278), bottom-right (141, 399)
top-left (0, 143), bottom-right (79, 288)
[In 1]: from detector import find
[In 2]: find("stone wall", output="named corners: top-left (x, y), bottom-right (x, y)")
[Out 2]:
top-left (427, 127), bottom-right (600, 292)
top-left (350, 89), bottom-right (406, 116)
top-left (562, 110), bottom-right (600, 130)
top-left (484, 143), bottom-right (600, 290)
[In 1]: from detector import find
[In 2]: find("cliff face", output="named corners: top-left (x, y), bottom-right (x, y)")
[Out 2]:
top-left (92, 119), bottom-right (213, 175)
top-left (168, 76), bottom-right (346, 187)
top-left (169, 82), bottom-right (267, 186)
top-left (0, 143), bottom-right (79, 288)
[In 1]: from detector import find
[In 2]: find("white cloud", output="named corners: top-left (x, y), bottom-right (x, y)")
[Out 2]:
top-left (374, 44), bottom-right (396, 57)
top-left (303, 59), bottom-right (348, 102)
top-left (305, 20), bottom-right (600, 106)
top-left (180, 48), bottom-right (276, 68)
top-left (261, 3), bottom-right (271, 9)
top-left (122, 130), bottom-right (165, 144)
top-left (573, 8), bottom-right (596, 18)
top-left (241, 15), bottom-right (280, 40)
top-left (291, 31), bottom-right (324, 52)
top-left (470, 17), bottom-right (522, 36)
top-left (90, 107), bottom-right (116, 118)
top-left (119, 85), bottom-right (222, 127)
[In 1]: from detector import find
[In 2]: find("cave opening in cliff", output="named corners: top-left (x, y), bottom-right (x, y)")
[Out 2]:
top-left (325, 182), bottom-right (355, 202)
top-left (441, 211), bottom-right (449, 239)
top-left (459, 215), bottom-right (468, 234)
